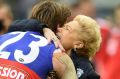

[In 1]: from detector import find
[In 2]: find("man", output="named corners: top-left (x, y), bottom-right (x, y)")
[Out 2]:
top-left (0, 1), bottom-right (77, 79)
top-left (0, 2), bottom-right (13, 35)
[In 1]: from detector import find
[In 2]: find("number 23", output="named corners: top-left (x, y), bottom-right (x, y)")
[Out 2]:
top-left (0, 32), bottom-right (48, 64)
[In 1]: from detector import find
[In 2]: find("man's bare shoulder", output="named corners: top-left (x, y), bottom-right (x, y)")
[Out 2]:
top-left (53, 49), bottom-right (67, 58)
top-left (52, 49), bottom-right (77, 79)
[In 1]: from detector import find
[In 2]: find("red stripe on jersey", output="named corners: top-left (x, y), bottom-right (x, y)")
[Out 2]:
top-left (0, 58), bottom-right (41, 79)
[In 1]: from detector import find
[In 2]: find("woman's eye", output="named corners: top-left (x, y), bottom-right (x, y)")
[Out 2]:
top-left (65, 27), bottom-right (68, 30)
top-left (65, 25), bottom-right (69, 30)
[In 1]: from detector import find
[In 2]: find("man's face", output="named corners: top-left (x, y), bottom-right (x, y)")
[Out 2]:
top-left (57, 20), bottom-right (80, 51)
top-left (0, 7), bottom-right (12, 32)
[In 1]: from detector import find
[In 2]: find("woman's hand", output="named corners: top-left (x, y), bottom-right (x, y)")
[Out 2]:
top-left (43, 28), bottom-right (65, 52)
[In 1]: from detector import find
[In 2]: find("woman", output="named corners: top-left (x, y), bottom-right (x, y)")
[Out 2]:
top-left (56, 15), bottom-right (101, 79)
top-left (46, 15), bottom-right (101, 79)
top-left (56, 15), bottom-right (101, 59)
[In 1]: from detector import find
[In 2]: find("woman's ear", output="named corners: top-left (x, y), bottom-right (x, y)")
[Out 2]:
top-left (73, 41), bottom-right (84, 49)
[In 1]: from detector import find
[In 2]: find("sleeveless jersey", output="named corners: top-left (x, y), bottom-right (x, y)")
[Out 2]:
top-left (0, 31), bottom-right (56, 79)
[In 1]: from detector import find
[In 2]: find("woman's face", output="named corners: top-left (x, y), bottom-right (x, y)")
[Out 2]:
top-left (57, 20), bottom-right (80, 51)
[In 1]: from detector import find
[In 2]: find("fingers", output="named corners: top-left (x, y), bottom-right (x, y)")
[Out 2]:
top-left (46, 34), bottom-right (65, 51)
top-left (57, 42), bottom-right (65, 52)
top-left (52, 37), bottom-right (59, 47)
top-left (43, 28), bottom-right (55, 43)
top-left (44, 33), bottom-right (52, 43)
top-left (54, 41), bottom-right (59, 48)
top-left (47, 38), bottom-right (52, 43)
top-left (43, 28), bottom-right (65, 51)
top-left (53, 40), bottom-right (65, 52)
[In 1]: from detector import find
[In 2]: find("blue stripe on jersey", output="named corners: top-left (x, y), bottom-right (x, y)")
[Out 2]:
top-left (0, 31), bottom-right (56, 79)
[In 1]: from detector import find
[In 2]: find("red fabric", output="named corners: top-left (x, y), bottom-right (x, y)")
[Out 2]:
top-left (94, 25), bottom-right (120, 79)
top-left (103, 28), bottom-right (120, 79)
top-left (0, 58), bottom-right (41, 79)
top-left (95, 19), bottom-right (111, 66)
top-left (94, 25), bottom-right (111, 70)
top-left (94, 19), bottom-right (111, 78)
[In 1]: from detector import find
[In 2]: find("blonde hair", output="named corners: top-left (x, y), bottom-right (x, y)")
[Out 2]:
top-left (74, 15), bottom-right (102, 59)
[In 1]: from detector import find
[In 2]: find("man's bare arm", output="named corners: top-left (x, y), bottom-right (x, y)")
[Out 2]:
top-left (53, 49), bottom-right (77, 79)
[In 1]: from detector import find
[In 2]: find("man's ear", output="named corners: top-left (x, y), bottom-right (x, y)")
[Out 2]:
top-left (57, 24), bottom-right (63, 33)
top-left (73, 41), bottom-right (84, 49)
top-left (57, 24), bottom-right (60, 28)
top-left (57, 24), bottom-right (60, 32)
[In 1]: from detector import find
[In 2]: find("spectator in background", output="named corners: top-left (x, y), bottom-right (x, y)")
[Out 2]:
top-left (114, 4), bottom-right (120, 29)
top-left (101, 4), bottom-right (120, 79)
top-left (68, 0), bottom-right (96, 21)
top-left (0, 2), bottom-right (13, 35)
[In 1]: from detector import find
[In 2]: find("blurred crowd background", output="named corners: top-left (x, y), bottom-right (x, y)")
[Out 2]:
top-left (0, 0), bottom-right (120, 79)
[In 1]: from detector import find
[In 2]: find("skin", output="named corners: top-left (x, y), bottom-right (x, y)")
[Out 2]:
top-left (0, 6), bottom-right (13, 35)
top-left (57, 20), bottom-right (83, 52)
top-left (45, 0), bottom-right (98, 78)
top-left (53, 49), bottom-right (77, 79)
top-left (0, 7), bottom-right (77, 78)
top-left (43, 21), bottom-right (83, 78)
top-left (50, 20), bottom-right (83, 79)
top-left (0, 4), bottom-right (76, 79)
top-left (44, 2), bottom-right (96, 78)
